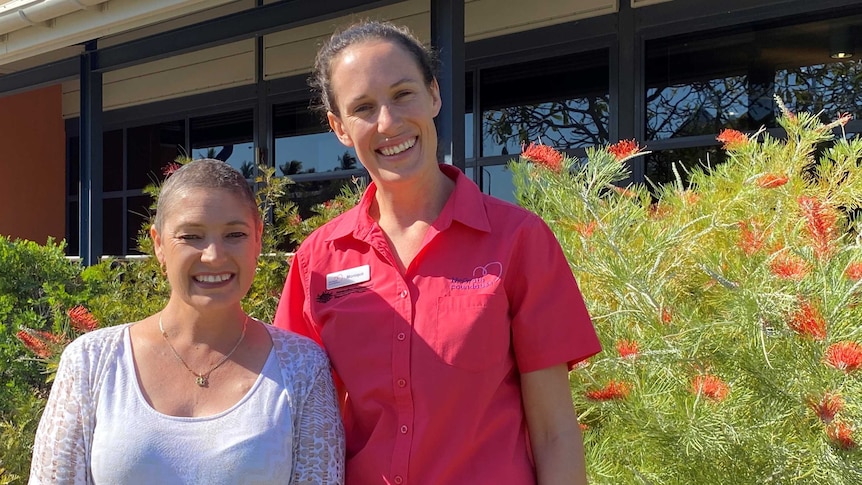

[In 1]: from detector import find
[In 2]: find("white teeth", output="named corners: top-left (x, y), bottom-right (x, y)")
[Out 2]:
top-left (379, 138), bottom-right (416, 156)
top-left (195, 274), bottom-right (231, 283)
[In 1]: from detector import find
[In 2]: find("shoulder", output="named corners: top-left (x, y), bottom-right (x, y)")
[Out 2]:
top-left (61, 324), bottom-right (127, 362)
top-left (481, 193), bottom-right (551, 233)
top-left (265, 324), bottom-right (330, 374)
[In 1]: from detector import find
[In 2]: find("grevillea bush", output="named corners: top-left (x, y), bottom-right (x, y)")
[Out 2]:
top-left (511, 100), bottom-right (861, 483)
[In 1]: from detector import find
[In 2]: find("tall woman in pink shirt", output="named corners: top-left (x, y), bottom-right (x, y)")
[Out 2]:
top-left (275, 20), bottom-right (601, 485)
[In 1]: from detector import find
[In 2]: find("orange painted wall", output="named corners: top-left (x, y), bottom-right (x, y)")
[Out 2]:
top-left (0, 85), bottom-right (66, 244)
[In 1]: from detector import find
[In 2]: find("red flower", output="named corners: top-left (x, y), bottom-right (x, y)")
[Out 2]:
top-left (573, 221), bottom-right (597, 238)
top-left (36, 330), bottom-right (66, 345)
top-left (798, 196), bottom-right (837, 260)
top-left (716, 129), bottom-right (748, 150)
top-left (578, 422), bottom-right (589, 432)
top-left (162, 162), bottom-right (181, 177)
top-left (608, 139), bottom-right (642, 161)
top-left (738, 219), bottom-right (768, 256)
top-left (289, 214), bottom-right (302, 226)
top-left (824, 341), bottom-right (862, 372)
top-left (787, 299), bottom-right (827, 341)
top-left (660, 307), bottom-right (673, 324)
top-left (586, 380), bottom-right (630, 401)
top-left (826, 421), bottom-right (856, 450)
top-left (16, 330), bottom-right (52, 359)
top-left (691, 374), bottom-right (729, 401)
top-left (769, 252), bottom-right (809, 281)
top-left (521, 142), bottom-right (563, 172)
top-left (681, 190), bottom-right (700, 205)
top-left (755, 173), bottom-right (788, 189)
top-left (67, 305), bottom-right (99, 332)
top-left (809, 392), bottom-right (844, 424)
top-left (616, 339), bottom-right (639, 359)
top-left (845, 262), bottom-right (862, 281)
top-left (648, 203), bottom-right (672, 220)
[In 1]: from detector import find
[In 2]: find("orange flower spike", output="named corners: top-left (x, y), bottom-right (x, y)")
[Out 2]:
top-left (162, 162), bottom-right (181, 177)
top-left (586, 380), bottom-right (631, 401)
top-left (755, 173), bottom-right (789, 189)
top-left (716, 129), bottom-right (748, 150)
top-left (16, 330), bottom-right (52, 359)
top-left (616, 339), bottom-right (639, 359)
top-left (67, 305), bottom-right (99, 333)
top-left (787, 299), bottom-right (827, 341)
top-left (608, 139), bottom-right (642, 161)
top-left (660, 307), bottom-right (673, 324)
top-left (809, 392), bottom-right (845, 424)
top-left (610, 185), bottom-right (639, 198)
top-left (521, 142), bottom-right (563, 173)
top-left (826, 421), bottom-right (857, 450)
top-left (738, 219), bottom-right (768, 256)
top-left (573, 221), bottom-right (597, 238)
top-left (769, 252), bottom-right (809, 281)
top-left (691, 374), bottom-right (729, 401)
top-left (824, 341), bottom-right (862, 372)
top-left (844, 262), bottom-right (862, 281)
top-left (798, 196), bottom-right (837, 260)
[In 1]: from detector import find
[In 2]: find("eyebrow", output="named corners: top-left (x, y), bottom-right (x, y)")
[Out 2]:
top-left (346, 78), bottom-right (420, 105)
top-left (173, 220), bottom-right (252, 229)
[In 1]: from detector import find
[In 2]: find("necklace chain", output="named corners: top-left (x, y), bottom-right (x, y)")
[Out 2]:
top-left (158, 313), bottom-right (248, 387)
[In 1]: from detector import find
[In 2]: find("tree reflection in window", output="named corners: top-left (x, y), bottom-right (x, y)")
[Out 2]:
top-left (647, 77), bottom-right (749, 140)
top-left (479, 49), bottom-right (609, 156)
top-left (776, 60), bottom-right (862, 122)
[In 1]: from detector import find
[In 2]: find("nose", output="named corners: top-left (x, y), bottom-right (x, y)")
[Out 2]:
top-left (200, 239), bottom-right (225, 263)
top-left (377, 104), bottom-right (400, 135)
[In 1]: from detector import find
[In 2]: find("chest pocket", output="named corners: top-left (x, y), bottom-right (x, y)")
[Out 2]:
top-left (433, 294), bottom-right (510, 372)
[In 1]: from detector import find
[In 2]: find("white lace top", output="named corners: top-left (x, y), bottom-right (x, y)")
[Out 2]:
top-left (29, 323), bottom-right (344, 484)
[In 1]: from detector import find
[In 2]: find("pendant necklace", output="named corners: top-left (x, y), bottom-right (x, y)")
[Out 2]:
top-left (158, 313), bottom-right (248, 387)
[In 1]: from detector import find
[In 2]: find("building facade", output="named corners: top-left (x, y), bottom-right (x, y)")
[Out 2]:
top-left (0, 0), bottom-right (860, 263)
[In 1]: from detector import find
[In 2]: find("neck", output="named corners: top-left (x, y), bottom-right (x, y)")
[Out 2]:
top-left (371, 165), bottom-right (455, 228)
top-left (159, 301), bottom-right (247, 344)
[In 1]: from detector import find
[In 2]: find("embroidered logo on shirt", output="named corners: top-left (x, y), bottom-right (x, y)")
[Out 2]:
top-left (316, 285), bottom-right (371, 304)
top-left (450, 262), bottom-right (503, 290)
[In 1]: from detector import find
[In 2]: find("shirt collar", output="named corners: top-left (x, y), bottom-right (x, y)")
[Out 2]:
top-left (325, 164), bottom-right (492, 242)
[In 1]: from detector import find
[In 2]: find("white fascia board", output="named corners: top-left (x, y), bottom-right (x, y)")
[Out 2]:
top-left (0, 0), bottom-right (238, 68)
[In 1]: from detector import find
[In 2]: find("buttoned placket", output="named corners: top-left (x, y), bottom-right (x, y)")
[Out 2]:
top-left (390, 276), bottom-right (414, 484)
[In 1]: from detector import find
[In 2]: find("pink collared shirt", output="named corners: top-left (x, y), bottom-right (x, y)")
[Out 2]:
top-left (275, 164), bottom-right (601, 484)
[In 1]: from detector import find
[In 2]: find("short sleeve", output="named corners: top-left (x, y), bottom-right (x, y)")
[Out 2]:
top-left (274, 250), bottom-right (322, 346)
top-left (508, 216), bottom-right (601, 373)
top-left (29, 343), bottom-right (94, 484)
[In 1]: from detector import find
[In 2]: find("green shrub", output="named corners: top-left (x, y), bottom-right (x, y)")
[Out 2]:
top-left (511, 100), bottom-right (862, 483)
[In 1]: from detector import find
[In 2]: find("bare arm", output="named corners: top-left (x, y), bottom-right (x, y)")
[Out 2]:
top-left (521, 363), bottom-right (588, 485)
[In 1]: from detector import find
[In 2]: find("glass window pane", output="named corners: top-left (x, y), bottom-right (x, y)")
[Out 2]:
top-left (102, 198), bottom-right (124, 256)
top-left (66, 201), bottom-right (78, 257)
top-left (644, 147), bottom-right (727, 188)
top-left (103, 129), bottom-right (123, 192)
top-left (126, 195), bottom-right (151, 255)
top-left (478, 164), bottom-right (516, 203)
top-left (480, 49), bottom-right (609, 156)
top-left (273, 101), bottom-right (357, 175)
top-left (646, 13), bottom-right (862, 140)
top-left (190, 109), bottom-right (255, 178)
top-left (68, 136), bottom-right (79, 195)
top-left (127, 120), bottom-right (185, 189)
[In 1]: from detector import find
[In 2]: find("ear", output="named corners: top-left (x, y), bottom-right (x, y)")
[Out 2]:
top-left (150, 225), bottom-right (165, 266)
top-left (327, 111), bottom-right (354, 147)
top-left (429, 78), bottom-right (442, 118)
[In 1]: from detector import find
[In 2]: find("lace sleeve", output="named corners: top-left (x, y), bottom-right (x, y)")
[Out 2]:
top-left (29, 342), bottom-right (93, 485)
top-left (291, 364), bottom-right (345, 484)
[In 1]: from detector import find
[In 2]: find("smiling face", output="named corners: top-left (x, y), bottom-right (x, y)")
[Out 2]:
top-left (326, 40), bottom-right (442, 186)
top-left (151, 187), bottom-right (262, 312)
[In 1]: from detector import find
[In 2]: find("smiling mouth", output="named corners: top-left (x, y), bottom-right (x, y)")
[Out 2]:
top-left (378, 137), bottom-right (417, 156)
top-left (194, 273), bottom-right (233, 283)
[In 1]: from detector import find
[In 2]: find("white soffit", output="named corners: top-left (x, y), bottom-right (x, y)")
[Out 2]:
top-left (0, 0), bottom-right (238, 68)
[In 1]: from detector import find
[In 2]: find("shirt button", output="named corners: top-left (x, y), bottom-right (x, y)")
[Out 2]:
top-left (400, 425), bottom-right (409, 434)
top-left (394, 476), bottom-right (403, 484)
top-left (397, 379), bottom-right (407, 388)
top-left (399, 289), bottom-right (408, 298)
top-left (397, 332), bottom-right (406, 341)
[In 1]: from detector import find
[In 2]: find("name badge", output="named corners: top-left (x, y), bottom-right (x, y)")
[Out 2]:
top-left (326, 265), bottom-right (371, 290)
